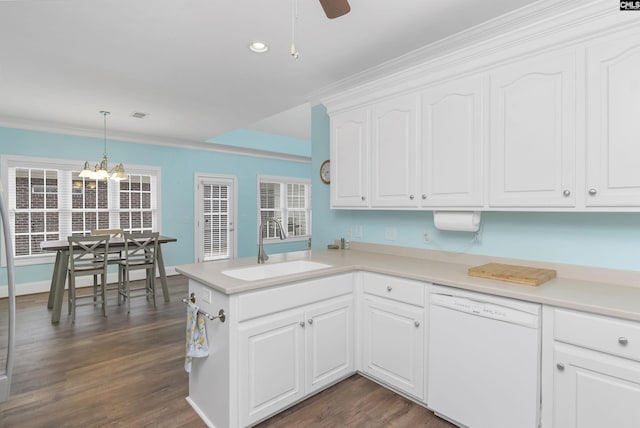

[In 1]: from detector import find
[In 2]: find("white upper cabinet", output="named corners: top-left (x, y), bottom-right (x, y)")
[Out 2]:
top-left (370, 94), bottom-right (420, 207)
top-left (489, 50), bottom-right (576, 207)
top-left (330, 108), bottom-right (369, 207)
top-left (586, 30), bottom-right (640, 207)
top-left (420, 76), bottom-right (484, 207)
top-left (324, 7), bottom-right (640, 212)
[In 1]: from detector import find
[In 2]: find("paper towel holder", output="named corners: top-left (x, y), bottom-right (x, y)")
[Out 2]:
top-left (433, 211), bottom-right (481, 232)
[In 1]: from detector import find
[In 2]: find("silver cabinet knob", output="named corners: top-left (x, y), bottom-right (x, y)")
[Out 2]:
top-left (421, 194), bottom-right (427, 200)
top-left (299, 321), bottom-right (305, 327)
top-left (361, 196), bottom-right (366, 201)
top-left (588, 189), bottom-right (597, 196)
top-left (557, 363), bottom-right (565, 371)
top-left (619, 337), bottom-right (628, 345)
top-left (414, 321), bottom-right (420, 328)
top-left (409, 195), bottom-right (414, 200)
top-left (386, 286), bottom-right (392, 292)
top-left (308, 319), bottom-right (313, 325)
top-left (563, 190), bottom-right (571, 197)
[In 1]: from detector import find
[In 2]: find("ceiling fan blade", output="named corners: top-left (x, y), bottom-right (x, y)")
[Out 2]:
top-left (319, 0), bottom-right (351, 19)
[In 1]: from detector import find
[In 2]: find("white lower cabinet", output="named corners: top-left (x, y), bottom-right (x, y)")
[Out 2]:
top-left (239, 311), bottom-right (305, 427)
top-left (554, 343), bottom-right (640, 428)
top-left (547, 308), bottom-right (640, 428)
top-left (239, 295), bottom-right (354, 427)
top-left (360, 273), bottom-right (426, 401)
top-left (188, 269), bottom-right (640, 428)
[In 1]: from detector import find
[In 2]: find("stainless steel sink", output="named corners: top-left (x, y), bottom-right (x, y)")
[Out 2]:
top-left (221, 260), bottom-right (331, 281)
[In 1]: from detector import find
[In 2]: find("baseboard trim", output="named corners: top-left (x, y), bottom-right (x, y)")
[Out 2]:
top-left (0, 266), bottom-right (180, 298)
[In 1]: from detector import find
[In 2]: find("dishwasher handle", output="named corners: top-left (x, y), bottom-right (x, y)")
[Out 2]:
top-left (430, 293), bottom-right (540, 328)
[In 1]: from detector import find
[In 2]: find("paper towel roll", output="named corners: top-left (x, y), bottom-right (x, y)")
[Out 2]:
top-left (433, 211), bottom-right (481, 232)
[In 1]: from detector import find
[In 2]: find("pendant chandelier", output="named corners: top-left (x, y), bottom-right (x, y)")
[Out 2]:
top-left (79, 111), bottom-right (128, 181)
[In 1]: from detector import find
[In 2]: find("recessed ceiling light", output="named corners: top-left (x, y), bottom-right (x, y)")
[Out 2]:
top-left (248, 41), bottom-right (269, 54)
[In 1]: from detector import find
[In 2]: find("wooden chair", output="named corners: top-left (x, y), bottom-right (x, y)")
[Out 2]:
top-left (117, 232), bottom-right (159, 313)
top-left (90, 228), bottom-right (125, 292)
top-left (67, 235), bottom-right (110, 323)
top-left (90, 228), bottom-right (124, 264)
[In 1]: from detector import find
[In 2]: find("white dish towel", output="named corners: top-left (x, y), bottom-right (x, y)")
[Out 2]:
top-left (185, 301), bottom-right (209, 373)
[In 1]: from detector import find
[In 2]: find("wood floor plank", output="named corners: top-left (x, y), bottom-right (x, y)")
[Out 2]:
top-left (1, 276), bottom-right (455, 428)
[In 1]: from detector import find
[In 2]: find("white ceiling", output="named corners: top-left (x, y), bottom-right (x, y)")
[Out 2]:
top-left (0, 0), bottom-right (542, 145)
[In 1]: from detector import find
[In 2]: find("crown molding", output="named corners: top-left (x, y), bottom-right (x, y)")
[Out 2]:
top-left (0, 116), bottom-right (311, 164)
top-left (309, 0), bottom-right (622, 110)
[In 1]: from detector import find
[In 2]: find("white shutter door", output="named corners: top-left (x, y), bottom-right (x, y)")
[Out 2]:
top-left (198, 175), bottom-right (235, 262)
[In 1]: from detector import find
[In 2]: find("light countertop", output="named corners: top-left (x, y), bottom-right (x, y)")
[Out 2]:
top-left (175, 247), bottom-right (640, 322)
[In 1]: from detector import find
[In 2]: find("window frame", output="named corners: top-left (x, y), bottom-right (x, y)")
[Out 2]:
top-left (1, 155), bottom-right (162, 267)
top-left (257, 175), bottom-right (311, 245)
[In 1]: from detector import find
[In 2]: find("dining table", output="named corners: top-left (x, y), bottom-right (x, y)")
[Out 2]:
top-left (41, 235), bottom-right (177, 323)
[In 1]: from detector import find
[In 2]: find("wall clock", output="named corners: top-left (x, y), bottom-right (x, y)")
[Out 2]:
top-left (320, 159), bottom-right (330, 184)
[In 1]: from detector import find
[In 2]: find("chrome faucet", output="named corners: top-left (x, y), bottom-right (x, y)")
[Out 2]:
top-left (258, 217), bottom-right (287, 264)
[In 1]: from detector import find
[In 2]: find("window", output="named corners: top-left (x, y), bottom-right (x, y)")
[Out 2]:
top-left (258, 176), bottom-right (311, 242)
top-left (2, 155), bottom-right (160, 265)
top-left (119, 174), bottom-right (155, 233)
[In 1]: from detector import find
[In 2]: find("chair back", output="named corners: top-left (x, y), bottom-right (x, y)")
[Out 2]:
top-left (91, 228), bottom-right (124, 239)
top-left (122, 232), bottom-right (159, 268)
top-left (68, 235), bottom-right (110, 272)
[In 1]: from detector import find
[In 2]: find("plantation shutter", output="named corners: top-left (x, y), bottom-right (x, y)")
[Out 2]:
top-left (202, 182), bottom-right (231, 261)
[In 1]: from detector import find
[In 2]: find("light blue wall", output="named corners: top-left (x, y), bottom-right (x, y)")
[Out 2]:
top-left (310, 105), bottom-right (640, 272)
top-left (0, 127), bottom-right (311, 287)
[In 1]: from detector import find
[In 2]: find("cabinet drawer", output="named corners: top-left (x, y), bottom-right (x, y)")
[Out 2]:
top-left (237, 273), bottom-right (353, 321)
top-left (554, 308), bottom-right (640, 362)
top-left (363, 272), bottom-right (425, 307)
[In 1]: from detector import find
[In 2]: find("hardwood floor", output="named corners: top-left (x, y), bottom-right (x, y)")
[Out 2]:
top-left (255, 375), bottom-right (456, 428)
top-left (0, 276), bottom-right (455, 428)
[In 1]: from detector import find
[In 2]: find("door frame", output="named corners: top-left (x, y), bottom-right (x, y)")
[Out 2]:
top-left (193, 173), bottom-right (238, 263)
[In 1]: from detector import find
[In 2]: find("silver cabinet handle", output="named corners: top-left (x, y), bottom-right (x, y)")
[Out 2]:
top-left (421, 194), bottom-right (427, 200)
top-left (557, 363), bottom-right (565, 371)
top-left (299, 321), bottom-right (305, 327)
top-left (308, 319), bottom-right (313, 325)
top-left (409, 195), bottom-right (414, 200)
top-left (588, 189), bottom-right (597, 196)
top-left (386, 286), bottom-right (392, 292)
top-left (563, 190), bottom-right (571, 197)
top-left (414, 321), bottom-right (420, 328)
top-left (619, 337), bottom-right (628, 345)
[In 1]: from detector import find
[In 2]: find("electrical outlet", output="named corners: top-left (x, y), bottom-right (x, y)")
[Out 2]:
top-left (384, 228), bottom-right (397, 241)
top-left (423, 231), bottom-right (430, 243)
top-left (353, 225), bottom-right (363, 238)
top-left (201, 289), bottom-right (212, 304)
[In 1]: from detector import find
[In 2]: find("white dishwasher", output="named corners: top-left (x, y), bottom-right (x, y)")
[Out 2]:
top-left (428, 285), bottom-right (541, 428)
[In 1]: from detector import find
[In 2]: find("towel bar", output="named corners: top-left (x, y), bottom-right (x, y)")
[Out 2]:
top-left (182, 292), bottom-right (226, 323)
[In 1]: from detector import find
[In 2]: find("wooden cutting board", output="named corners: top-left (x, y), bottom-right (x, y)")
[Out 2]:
top-left (468, 263), bottom-right (556, 286)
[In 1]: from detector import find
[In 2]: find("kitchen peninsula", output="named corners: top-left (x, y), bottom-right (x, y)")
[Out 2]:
top-left (176, 243), bottom-right (640, 428)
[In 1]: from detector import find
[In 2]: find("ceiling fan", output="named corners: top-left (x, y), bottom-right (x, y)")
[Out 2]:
top-left (318, 0), bottom-right (351, 19)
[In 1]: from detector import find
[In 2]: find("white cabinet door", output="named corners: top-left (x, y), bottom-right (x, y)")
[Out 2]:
top-left (361, 295), bottom-right (425, 400)
top-left (586, 30), bottom-right (640, 206)
top-left (489, 50), bottom-right (576, 207)
top-left (370, 94), bottom-right (419, 207)
top-left (554, 343), bottom-right (640, 428)
top-left (420, 76), bottom-right (484, 207)
top-left (239, 311), bottom-right (305, 427)
top-left (305, 296), bottom-right (354, 394)
top-left (330, 108), bottom-right (369, 207)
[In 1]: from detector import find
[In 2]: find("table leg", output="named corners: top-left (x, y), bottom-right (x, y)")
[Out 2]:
top-left (157, 244), bottom-right (170, 302)
top-left (51, 250), bottom-right (69, 323)
top-left (47, 251), bottom-right (62, 309)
